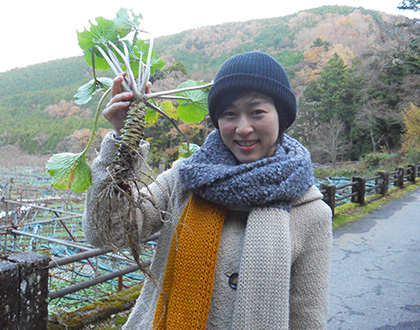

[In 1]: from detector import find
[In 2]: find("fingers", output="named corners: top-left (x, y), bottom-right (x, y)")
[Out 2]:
top-left (111, 73), bottom-right (127, 97)
top-left (104, 74), bottom-right (151, 136)
top-left (104, 75), bottom-right (133, 136)
top-left (145, 81), bottom-right (152, 94)
top-left (106, 92), bottom-right (132, 108)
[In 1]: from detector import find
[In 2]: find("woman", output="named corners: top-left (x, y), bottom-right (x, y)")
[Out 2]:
top-left (83, 51), bottom-right (332, 330)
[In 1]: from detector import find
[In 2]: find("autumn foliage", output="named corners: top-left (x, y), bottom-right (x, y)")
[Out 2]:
top-left (1, 5), bottom-right (420, 168)
top-left (401, 103), bottom-right (420, 162)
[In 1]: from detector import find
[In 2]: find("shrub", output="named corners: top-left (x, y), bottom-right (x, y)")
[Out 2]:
top-left (361, 153), bottom-right (400, 170)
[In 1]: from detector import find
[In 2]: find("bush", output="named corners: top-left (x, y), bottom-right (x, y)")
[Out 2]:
top-left (361, 153), bottom-right (400, 170)
top-left (313, 162), bottom-right (363, 179)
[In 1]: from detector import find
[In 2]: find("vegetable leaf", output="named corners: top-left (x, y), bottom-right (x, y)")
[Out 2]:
top-left (74, 77), bottom-right (113, 105)
top-left (113, 8), bottom-right (142, 38)
top-left (176, 81), bottom-right (209, 123)
top-left (129, 39), bottom-right (165, 77)
top-left (77, 17), bottom-right (118, 50)
top-left (178, 143), bottom-right (200, 159)
top-left (145, 107), bottom-right (159, 124)
top-left (46, 152), bottom-right (91, 193)
top-left (160, 101), bottom-right (178, 119)
top-left (77, 16), bottom-right (119, 71)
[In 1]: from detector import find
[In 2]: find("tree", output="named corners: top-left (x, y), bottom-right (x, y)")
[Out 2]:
top-left (398, 0), bottom-right (420, 11)
top-left (351, 18), bottom-right (420, 156)
top-left (303, 53), bottom-right (360, 129)
top-left (298, 53), bottom-right (361, 161)
top-left (32, 133), bottom-right (50, 155)
top-left (401, 103), bottom-right (420, 162)
top-left (311, 118), bottom-right (350, 164)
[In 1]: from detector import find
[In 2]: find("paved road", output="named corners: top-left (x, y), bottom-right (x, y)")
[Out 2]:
top-left (327, 188), bottom-right (420, 330)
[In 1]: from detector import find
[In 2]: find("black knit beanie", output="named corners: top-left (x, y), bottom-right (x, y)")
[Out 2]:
top-left (208, 51), bottom-right (297, 129)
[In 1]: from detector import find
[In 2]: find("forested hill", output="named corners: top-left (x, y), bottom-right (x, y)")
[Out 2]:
top-left (154, 5), bottom-right (391, 79)
top-left (0, 5), bottom-right (419, 166)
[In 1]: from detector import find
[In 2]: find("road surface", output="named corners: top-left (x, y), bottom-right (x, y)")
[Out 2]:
top-left (327, 187), bottom-right (420, 330)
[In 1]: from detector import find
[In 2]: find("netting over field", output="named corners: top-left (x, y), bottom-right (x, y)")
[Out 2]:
top-left (0, 167), bottom-right (155, 315)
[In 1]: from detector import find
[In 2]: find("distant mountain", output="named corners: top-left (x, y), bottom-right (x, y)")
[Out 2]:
top-left (0, 5), bottom-right (418, 164)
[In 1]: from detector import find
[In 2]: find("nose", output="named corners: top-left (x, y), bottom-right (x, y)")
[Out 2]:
top-left (236, 116), bottom-right (253, 135)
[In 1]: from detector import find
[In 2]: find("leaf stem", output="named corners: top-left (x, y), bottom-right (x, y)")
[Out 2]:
top-left (139, 37), bottom-right (154, 93)
top-left (81, 87), bottom-right (112, 156)
top-left (94, 45), bottom-right (131, 92)
top-left (108, 41), bottom-right (142, 100)
top-left (91, 48), bottom-right (98, 82)
top-left (146, 101), bottom-right (189, 149)
top-left (153, 95), bottom-right (191, 101)
top-left (146, 82), bottom-right (213, 100)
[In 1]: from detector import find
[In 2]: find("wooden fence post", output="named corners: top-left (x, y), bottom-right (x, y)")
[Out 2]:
top-left (352, 177), bottom-right (366, 205)
top-left (320, 183), bottom-right (336, 217)
top-left (408, 165), bottom-right (417, 183)
top-left (395, 167), bottom-right (405, 188)
top-left (375, 171), bottom-right (390, 196)
top-left (0, 251), bottom-right (50, 330)
top-left (0, 259), bottom-right (19, 328)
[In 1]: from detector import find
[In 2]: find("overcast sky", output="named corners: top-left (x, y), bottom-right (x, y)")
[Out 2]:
top-left (0, 0), bottom-right (418, 73)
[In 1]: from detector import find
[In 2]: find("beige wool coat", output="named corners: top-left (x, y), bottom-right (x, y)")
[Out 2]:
top-left (83, 133), bottom-right (333, 330)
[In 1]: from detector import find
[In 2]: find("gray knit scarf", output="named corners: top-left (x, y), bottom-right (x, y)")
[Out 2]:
top-left (178, 130), bottom-right (314, 329)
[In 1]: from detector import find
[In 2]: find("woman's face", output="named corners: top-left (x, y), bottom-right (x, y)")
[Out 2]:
top-left (217, 92), bottom-right (279, 164)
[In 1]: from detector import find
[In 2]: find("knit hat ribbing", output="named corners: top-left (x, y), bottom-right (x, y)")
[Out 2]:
top-left (208, 52), bottom-right (297, 129)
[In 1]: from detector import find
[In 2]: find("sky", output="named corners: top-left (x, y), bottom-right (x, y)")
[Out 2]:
top-left (0, 0), bottom-right (419, 73)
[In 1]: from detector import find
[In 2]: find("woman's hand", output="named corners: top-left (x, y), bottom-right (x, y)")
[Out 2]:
top-left (103, 73), bottom-right (151, 136)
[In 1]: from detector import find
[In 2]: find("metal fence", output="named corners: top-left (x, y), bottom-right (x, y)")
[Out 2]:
top-left (0, 173), bottom-right (155, 320)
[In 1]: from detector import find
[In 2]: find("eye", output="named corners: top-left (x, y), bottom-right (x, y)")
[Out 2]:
top-left (252, 109), bottom-right (266, 116)
top-left (221, 110), bottom-right (236, 118)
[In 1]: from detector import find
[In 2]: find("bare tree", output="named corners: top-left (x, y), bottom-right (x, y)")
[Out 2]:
top-left (310, 118), bottom-right (350, 164)
top-left (31, 133), bottom-right (50, 155)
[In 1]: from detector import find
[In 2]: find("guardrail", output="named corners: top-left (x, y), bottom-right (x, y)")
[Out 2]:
top-left (320, 164), bottom-right (420, 216)
top-left (47, 233), bottom-right (158, 300)
top-left (0, 181), bottom-right (156, 328)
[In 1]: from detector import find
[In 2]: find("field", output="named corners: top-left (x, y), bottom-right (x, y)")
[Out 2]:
top-left (0, 159), bottom-right (152, 325)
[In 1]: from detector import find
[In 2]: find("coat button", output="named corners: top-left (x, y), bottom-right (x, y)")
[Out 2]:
top-left (229, 273), bottom-right (238, 289)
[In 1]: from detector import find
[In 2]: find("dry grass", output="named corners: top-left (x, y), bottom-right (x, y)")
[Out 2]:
top-left (0, 144), bottom-right (51, 168)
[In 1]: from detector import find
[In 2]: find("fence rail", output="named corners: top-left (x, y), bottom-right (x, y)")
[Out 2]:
top-left (320, 164), bottom-right (420, 216)
top-left (47, 233), bottom-right (158, 300)
top-left (0, 178), bottom-right (156, 329)
top-left (1, 163), bottom-right (419, 329)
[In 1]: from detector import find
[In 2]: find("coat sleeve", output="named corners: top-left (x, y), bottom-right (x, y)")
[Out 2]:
top-left (82, 132), bottom-right (172, 248)
top-left (289, 199), bottom-right (333, 330)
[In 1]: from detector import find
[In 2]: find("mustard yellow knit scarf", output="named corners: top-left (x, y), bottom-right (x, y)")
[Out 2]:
top-left (153, 193), bottom-right (226, 329)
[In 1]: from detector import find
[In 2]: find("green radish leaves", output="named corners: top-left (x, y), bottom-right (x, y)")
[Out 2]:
top-left (46, 152), bottom-right (91, 193)
top-left (130, 39), bottom-right (165, 77)
top-left (113, 8), bottom-right (142, 38)
top-left (77, 17), bottom-right (119, 71)
top-left (47, 8), bottom-right (211, 193)
top-left (178, 143), bottom-right (200, 159)
top-left (74, 77), bottom-right (113, 105)
top-left (47, 87), bottom-right (111, 193)
top-left (76, 8), bottom-right (163, 76)
top-left (176, 80), bottom-right (210, 123)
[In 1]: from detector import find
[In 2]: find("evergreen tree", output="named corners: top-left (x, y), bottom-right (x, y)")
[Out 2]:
top-left (398, 0), bottom-right (420, 11)
top-left (300, 53), bottom-right (361, 161)
top-left (304, 53), bottom-right (360, 130)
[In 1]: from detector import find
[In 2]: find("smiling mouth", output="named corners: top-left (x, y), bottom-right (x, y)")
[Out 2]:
top-left (236, 140), bottom-right (258, 147)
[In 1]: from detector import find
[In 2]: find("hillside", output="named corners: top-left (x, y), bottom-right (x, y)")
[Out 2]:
top-left (154, 6), bottom-right (385, 79)
top-left (0, 5), bottom-right (418, 167)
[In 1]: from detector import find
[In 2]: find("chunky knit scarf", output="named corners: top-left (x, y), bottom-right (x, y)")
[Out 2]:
top-left (154, 130), bottom-right (314, 329)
